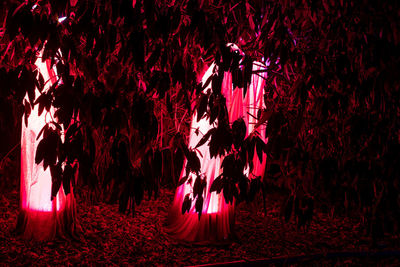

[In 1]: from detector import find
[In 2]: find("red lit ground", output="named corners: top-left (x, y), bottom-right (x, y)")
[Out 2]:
top-left (1, 182), bottom-right (400, 265)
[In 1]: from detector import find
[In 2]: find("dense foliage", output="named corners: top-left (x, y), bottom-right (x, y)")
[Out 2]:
top-left (0, 0), bottom-right (399, 241)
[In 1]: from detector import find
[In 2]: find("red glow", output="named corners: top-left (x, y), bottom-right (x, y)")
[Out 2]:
top-left (166, 60), bottom-right (267, 243)
top-left (18, 50), bottom-right (76, 240)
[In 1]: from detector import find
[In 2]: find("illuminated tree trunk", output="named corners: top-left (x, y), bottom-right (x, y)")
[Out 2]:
top-left (16, 52), bottom-right (78, 241)
top-left (166, 57), bottom-right (267, 244)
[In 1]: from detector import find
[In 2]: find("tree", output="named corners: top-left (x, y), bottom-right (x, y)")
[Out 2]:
top-left (0, 0), bottom-right (399, 241)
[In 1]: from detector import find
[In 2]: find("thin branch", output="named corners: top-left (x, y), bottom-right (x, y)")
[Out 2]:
top-left (0, 142), bottom-right (20, 168)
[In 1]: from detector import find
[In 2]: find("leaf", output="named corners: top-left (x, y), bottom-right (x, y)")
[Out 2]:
top-left (244, 136), bottom-right (255, 167)
top-left (202, 72), bottom-right (214, 90)
top-left (23, 99), bottom-right (31, 127)
top-left (209, 101), bottom-right (219, 125)
top-left (196, 92), bottom-right (208, 122)
top-left (210, 175), bottom-right (224, 193)
top-left (254, 109), bottom-right (272, 130)
top-left (255, 135), bottom-right (266, 164)
top-left (46, 130), bottom-right (61, 167)
top-left (195, 195), bottom-right (204, 219)
top-left (209, 125), bottom-right (232, 158)
top-left (65, 122), bottom-right (79, 141)
top-left (193, 175), bottom-right (204, 198)
top-left (50, 164), bottom-right (62, 200)
top-left (223, 182), bottom-right (233, 204)
top-left (177, 175), bottom-right (188, 186)
top-left (62, 164), bottom-right (74, 195)
top-left (232, 68), bottom-right (244, 90)
top-left (35, 139), bottom-right (46, 165)
top-left (186, 150), bottom-right (201, 174)
top-left (195, 128), bottom-right (216, 149)
top-left (37, 72), bottom-right (44, 92)
top-left (34, 91), bottom-right (51, 116)
top-left (181, 193), bottom-right (192, 214)
top-left (20, 67), bottom-right (36, 108)
top-left (232, 118), bottom-right (246, 148)
top-left (50, 121), bottom-right (62, 131)
top-left (221, 153), bottom-right (235, 177)
top-left (211, 73), bottom-right (223, 95)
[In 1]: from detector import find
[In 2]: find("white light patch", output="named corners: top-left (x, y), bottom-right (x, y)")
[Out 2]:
top-left (31, 4), bottom-right (38, 10)
top-left (262, 57), bottom-right (271, 67)
top-left (58, 16), bottom-right (67, 23)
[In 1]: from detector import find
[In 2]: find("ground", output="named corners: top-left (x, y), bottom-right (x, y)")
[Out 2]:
top-left (1, 181), bottom-right (400, 266)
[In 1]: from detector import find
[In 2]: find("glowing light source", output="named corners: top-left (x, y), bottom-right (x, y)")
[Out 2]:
top-left (166, 51), bottom-right (268, 244)
top-left (17, 49), bottom-right (77, 241)
top-left (20, 52), bottom-right (63, 212)
top-left (58, 16), bottom-right (67, 23)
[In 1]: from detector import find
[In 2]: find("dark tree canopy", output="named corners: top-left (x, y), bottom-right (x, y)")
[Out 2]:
top-left (0, 0), bottom-right (399, 239)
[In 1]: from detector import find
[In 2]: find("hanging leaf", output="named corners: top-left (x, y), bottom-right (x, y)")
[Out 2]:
top-left (232, 118), bottom-right (246, 149)
top-left (211, 72), bottom-right (223, 95)
top-left (181, 193), bottom-right (192, 214)
top-left (23, 99), bottom-right (31, 127)
top-left (209, 124), bottom-right (232, 158)
top-left (210, 174), bottom-right (224, 193)
top-left (177, 175), bottom-right (188, 186)
top-left (195, 128), bottom-right (216, 149)
top-left (19, 67), bottom-right (37, 108)
top-left (223, 181), bottom-right (234, 204)
top-left (50, 163), bottom-right (62, 200)
top-left (34, 92), bottom-right (49, 117)
top-left (185, 149), bottom-right (201, 174)
top-left (238, 175), bottom-right (249, 201)
top-left (243, 56), bottom-right (253, 97)
top-left (63, 164), bottom-right (74, 195)
top-left (35, 138), bottom-right (46, 165)
top-left (196, 92), bottom-right (208, 122)
top-left (255, 135), bottom-right (266, 164)
top-left (195, 195), bottom-right (204, 219)
top-left (193, 175), bottom-right (204, 198)
top-left (202, 73), bottom-right (214, 91)
top-left (65, 122), bottom-right (79, 141)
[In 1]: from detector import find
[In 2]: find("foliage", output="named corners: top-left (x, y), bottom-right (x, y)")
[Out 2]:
top-left (0, 0), bottom-right (399, 240)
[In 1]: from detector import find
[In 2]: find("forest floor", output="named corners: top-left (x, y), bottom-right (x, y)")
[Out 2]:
top-left (1, 179), bottom-right (400, 266)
